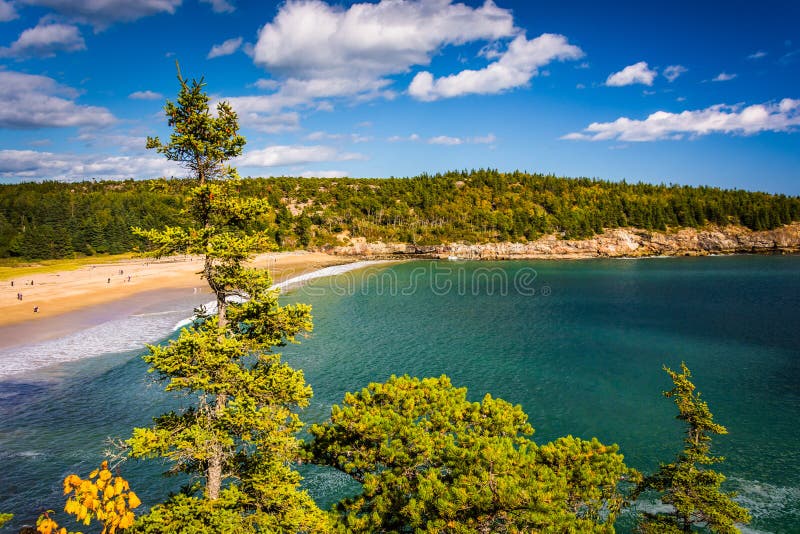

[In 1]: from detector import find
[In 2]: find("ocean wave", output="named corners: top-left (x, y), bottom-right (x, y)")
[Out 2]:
top-left (270, 260), bottom-right (390, 291)
top-left (172, 260), bottom-right (390, 331)
top-left (729, 477), bottom-right (800, 523)
top-left (0, 310), bottom-right (187, 379)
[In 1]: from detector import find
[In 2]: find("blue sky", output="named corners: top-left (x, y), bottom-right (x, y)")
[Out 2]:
top-left (0, 0), bottom-right (798, 193)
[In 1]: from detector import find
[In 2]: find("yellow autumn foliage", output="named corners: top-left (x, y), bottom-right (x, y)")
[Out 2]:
top-left (40, 461), bottom-right (140, 534)
top-left (127, 492), bottom-right (140, 509)
top-left (36, 515), bottom-right (58, 534)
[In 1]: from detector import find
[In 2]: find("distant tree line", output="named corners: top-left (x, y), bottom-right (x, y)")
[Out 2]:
top-left (2, 170), bottom-right (799, 260)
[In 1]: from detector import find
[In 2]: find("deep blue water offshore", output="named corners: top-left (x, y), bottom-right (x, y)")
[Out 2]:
top-left (1, 256), bottom-right (799, 533)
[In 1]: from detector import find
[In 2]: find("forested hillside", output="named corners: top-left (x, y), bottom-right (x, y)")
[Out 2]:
top-left (2, 169), bottom-right (799, 259)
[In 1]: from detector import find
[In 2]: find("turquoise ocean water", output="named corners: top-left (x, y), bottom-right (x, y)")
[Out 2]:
top-left (1, 256), bottom-right (798, 532)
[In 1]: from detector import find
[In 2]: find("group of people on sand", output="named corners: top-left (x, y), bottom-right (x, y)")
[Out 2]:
top-left (10, 281), bottom-right (38, 313)
top-left (9, 267), bottom-right (137, 316)
top-left (107, 269), bottom-right (133, 284)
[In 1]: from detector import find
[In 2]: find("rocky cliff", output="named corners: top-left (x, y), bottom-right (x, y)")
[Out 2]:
top-left (325, 223), bottom-right (800, 259)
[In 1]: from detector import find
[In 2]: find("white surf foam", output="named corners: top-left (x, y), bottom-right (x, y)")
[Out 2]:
top-left (632, 478), bottom-right (798, 533)
top-left (270, 260), bottom-right (390, 291)
top-left (728, 477), bottom-right (800, 523)
top-left (172, 294), bottom-right (247, 331)
top-left (0, 308), bottom-right (190, 379)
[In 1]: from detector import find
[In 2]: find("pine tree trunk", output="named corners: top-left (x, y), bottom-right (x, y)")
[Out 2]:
top-left (207, 444), bottom-right (223, 500)
top-left (206, 392), bottom-right (227, 501)
top-left (218, 295), bottom-right (227, 330)
top-left (207, 248), bottom-right (227, 500)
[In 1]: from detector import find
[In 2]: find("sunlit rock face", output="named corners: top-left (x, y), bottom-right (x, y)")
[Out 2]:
top-left (326, 222), bottom-right (800, 259)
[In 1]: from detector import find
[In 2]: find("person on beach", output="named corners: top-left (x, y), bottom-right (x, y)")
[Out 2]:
top-left (107, 278), bottom-right (111, 284)
top-left (33, 306), bottom-right (38, 313)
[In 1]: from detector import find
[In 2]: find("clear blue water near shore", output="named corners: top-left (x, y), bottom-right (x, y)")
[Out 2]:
top-left (1, 256), bottom-right (798, 532)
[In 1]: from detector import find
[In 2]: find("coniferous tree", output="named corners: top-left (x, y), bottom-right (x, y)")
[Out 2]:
top-left (126, 69), bottom-right (329, 532)
top-left (635, 364), bottom-right (750, 533)
top-left (310, 375), bottom-right (631, 533)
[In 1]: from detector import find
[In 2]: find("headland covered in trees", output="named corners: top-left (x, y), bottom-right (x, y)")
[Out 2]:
top-left (2, 170), bottom-right (800, 261)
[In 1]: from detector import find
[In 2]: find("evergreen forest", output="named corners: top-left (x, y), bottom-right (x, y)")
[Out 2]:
top-left (2, 171), bottom-right (799, 260)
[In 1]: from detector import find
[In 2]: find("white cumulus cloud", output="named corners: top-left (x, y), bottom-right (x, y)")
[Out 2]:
top-left (249, 0), bottom-right (516, 106)
top-left (129, 90), bottom-right (163, 100)
top-left (248, 112), bottom-right (301, 134)
top-left (200, 0), bottom-right (234, 13)
top-left (561, 98), bottom-right (800, 142)
top-left (663, 65), bottom-right (687, 82)
top-left (470, 133), bottom-right (496, 144)
top-left (20, 0), bottom-right (182, 28)
top-left (225, 78), bottom-right (390, 114)
top-left (0, 70), bottom-right (115, 128)
top-left (251, 78), bottom-right (279, 90)
top-left (387, 133), bottom-right (420, 142)
top-left (236, 145), bottom-right (365, 167)
top-left (606, 61), bottom-right (657, 87)
top-left (222, 1), bottom-right (582, 128)
top-left (409, 33), bottom-right (583, 101)
top-left (207, 36), bottom-right (242, 59)
top-left (305, 131), bottom-right (371, 143)
top-left (0, 149), bottom-right (180, 181)
top-left (0, 21), bottom-right (85, 58)
top-left (222, 77), bottom-right (395, 131)
top-left (0, 0), bottom-right (18, 21)
top-left (712, 72), bottom-right (737, 82)
top-left (428, 135), bottom-right (463, 145)
top-left (254, 0), bottom-right (515, 80)
top-left (426, 134), bottom-right (496, 145)
top-left (222, 107), bottom-right (300, 134)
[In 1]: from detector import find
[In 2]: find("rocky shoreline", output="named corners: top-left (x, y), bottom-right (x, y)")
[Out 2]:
top-left (323, 223), bottom-right (800, 260)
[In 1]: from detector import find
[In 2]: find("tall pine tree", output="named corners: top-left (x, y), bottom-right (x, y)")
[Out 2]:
top-left (126, 68), bottom-right (329, 533)
top-left (635, 363), bottom-right (750, 533)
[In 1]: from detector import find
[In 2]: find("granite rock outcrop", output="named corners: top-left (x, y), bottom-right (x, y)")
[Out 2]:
top-left (325, 223), bottom-right (800, 259)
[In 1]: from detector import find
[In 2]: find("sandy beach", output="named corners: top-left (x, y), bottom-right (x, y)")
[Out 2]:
top-left (0, 251), bottom-right (355, 349)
